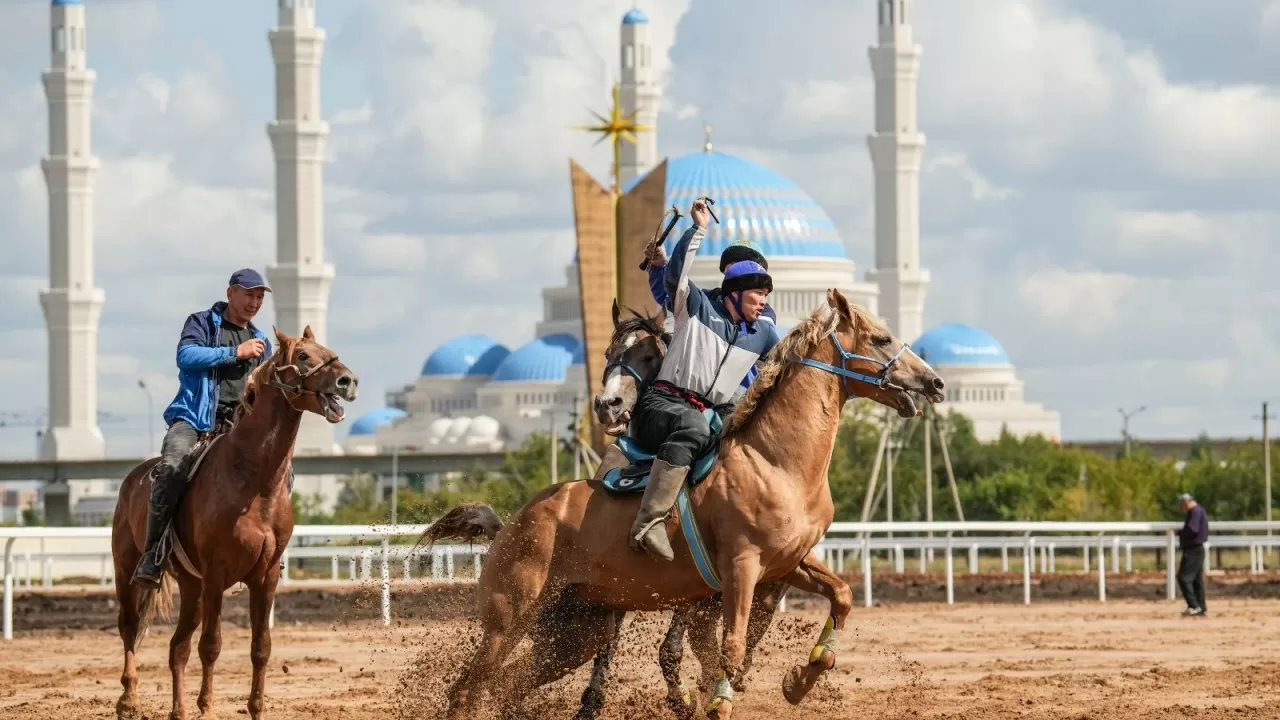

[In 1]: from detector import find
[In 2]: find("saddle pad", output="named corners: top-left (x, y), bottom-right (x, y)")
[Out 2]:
top-left (601, 447), bottom-right (719, 495)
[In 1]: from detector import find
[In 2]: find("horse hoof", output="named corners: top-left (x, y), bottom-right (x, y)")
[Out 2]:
top-left (705, 697), bottom-right (733, 720)
top-left (115, 698), bottom-right (141, 720)
top-left (782, 651), bottom-right (834, 706)
top-left (665, 690), bottom-right (696, 720)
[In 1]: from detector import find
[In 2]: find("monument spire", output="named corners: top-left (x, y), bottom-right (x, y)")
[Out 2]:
top-left (865, 0), bottom-right (930, 344)
top-left (40, 0), bottom-right (105, 462)
top-left (618, 5), bottom-right (659, 186)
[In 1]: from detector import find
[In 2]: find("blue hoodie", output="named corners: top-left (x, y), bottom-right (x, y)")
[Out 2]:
top-left (162, 301), bottom-right (272, 433)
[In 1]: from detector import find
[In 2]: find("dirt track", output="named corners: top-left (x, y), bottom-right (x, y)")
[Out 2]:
top-left (3, 586), bottom-right (1279, 719)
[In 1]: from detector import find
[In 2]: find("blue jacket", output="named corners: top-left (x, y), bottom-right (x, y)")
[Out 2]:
top-left (647, 262), bottom-right (776, 390)
top-left (162, 301), bottom-right (271, 432)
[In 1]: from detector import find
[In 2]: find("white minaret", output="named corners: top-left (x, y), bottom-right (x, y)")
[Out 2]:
top-left (865, 0), bottom-right (930, 345)
top-left (266, 0), bottom-right (337, 455)
top-left (618, 6), bottom-right (660, 187)
top-left (40, 0), bottom-right (105, 461)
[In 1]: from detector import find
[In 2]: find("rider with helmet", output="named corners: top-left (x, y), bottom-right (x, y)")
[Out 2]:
top-left (629, 200), bottom-right (780, 561)
top-left (646, 240), bottom-right (776, 394)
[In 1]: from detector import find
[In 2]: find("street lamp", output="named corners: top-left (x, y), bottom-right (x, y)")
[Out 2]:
top-left (1117, 405), bottom-right (1147, 458)
top-left (138, 379), bottom-right (156, 456)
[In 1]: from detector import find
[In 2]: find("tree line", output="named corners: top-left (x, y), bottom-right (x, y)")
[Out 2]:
top-left (294, 399), bottom-right (1275, 527)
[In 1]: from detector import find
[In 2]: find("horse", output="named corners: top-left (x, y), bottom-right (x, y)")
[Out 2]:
top-left (110, 326), bottom-right (358, 720)
top-left (423, 290), bottom-right (945, 719)
top-left (578, 300), bottom-right (793, 719)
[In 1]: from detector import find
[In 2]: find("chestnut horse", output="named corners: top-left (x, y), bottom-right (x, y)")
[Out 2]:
top-left (424, 290), bottom-right (944, 719)
top-left (111, 327), bottom-right (358, 720)
top-left (578, 300), bottom-right (792, 719)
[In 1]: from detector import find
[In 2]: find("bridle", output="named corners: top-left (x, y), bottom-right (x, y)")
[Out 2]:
top-left (602, 328), bottom-right (669, 393)
top-left (792, 331), bottom-right (908, 396)
top-left (268, 351), bottom-right (339, 397)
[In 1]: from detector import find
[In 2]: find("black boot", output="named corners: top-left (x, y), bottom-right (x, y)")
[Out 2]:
top-left (132, 465), bottom-right (181, 589)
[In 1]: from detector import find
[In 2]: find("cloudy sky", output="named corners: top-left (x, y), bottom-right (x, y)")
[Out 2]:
top-left (0, 0), bottom-right (1277, 458)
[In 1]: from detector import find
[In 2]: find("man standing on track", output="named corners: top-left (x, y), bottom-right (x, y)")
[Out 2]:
top-left (1176, 492), bottom-right (1209, 616)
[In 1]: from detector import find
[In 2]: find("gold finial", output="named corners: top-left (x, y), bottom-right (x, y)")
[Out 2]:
top-left (703, 122), bottom-right (713, 152)
top-left (571, 82), bottom-right (655, 192)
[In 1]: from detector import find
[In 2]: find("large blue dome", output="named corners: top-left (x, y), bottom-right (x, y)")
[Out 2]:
top-left (492, 333), bottom-right (583, 382)
top-left (422, 335), bottom-right (510, 377)
top-left (622, 8), bottom-right (648, 24)
top-left (621, 148), bottom-right (848, 261)
top-left (348, 407), bottom-right (407, 437)
top-left (913, 323), bottom-right (1010, 366)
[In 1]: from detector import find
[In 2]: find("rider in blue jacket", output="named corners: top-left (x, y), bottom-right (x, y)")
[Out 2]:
top-left (134, 269), bottom-right (274, 588)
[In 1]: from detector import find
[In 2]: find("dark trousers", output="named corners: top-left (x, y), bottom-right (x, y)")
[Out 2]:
top-left (160, 420), bottom-right (200, 476)
top-left (1177, 544), bottom-right (1206, 610)
top-left (631, 388), bottom-right (714, 467)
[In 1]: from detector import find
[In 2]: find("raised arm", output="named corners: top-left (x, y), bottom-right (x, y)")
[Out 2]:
top-left (175, 314), bottom-right (235, 370)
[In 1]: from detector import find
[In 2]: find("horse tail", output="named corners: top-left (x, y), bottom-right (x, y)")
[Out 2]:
top-left (136, 571), bottom-right (176, 641)
top-left (417, 502), bottom-right (504, 551)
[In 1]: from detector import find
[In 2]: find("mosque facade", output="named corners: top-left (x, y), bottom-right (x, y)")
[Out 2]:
top-left (344, 2), bottom-right (1061, 455)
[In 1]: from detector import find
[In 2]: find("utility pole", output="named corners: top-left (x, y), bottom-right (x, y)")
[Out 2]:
top-left (1118, 405), bottom-right (1147, 458)
top-left (1258, 401), bottom-right (1275, 536)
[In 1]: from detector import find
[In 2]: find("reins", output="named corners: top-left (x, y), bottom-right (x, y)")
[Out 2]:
top-left (790, 331), bottom-right (908, 397)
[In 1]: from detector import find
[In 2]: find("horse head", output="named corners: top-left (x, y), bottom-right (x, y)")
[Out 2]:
top-left (808, 289), bottom-right (945, 418)
top-left (260, 325), bottom-right (360, 423)
top-left (593, 299), bottom-right (670, 436)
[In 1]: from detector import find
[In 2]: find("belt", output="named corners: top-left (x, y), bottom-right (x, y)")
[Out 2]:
top-left (653, 381), bottom-right (710, 412)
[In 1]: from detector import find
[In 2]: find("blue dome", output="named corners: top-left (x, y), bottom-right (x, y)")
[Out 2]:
top-left (622, 149), bottom-right (848, 261)
top-left (492, 333), bottom-right (583, 382)
top-left (348, 407), bottom-right (407, 436)
top-left (571, 342), bottom-right (586, 365)
top-left (622, 8), bottom-right (649, 24)
top-left (422, 335), bottom-right (510, 377)
top-left (52, 0), bottom-right (83, 5)
top-left (912, 323), bottom-right (1010, 366)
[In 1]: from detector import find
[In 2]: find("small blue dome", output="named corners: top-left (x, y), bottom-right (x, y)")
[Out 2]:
top-left (622, 149), bottom-right (847, 261)
top-left (422, 335), bottom-right (510, 377)
top-left (492, 333), bottom-right (582, 382)
top-left (348, 407), bottom-right (407, 437)
top-left (622, 8), bottom-right (649, 24)
top-left (571, 343), bottom-right (586, 365)
top-left (912, 323), bottom-right (1010, 366)
top-left (52, 0), bottom-right (83, 5)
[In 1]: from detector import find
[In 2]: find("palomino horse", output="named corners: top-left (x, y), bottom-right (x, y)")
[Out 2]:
top-left (424, 290), bottom-right (944, 719)
top-left (111, 327), bottom-right (358, 720)
top-left (579, 300), bottom-right (792, 719)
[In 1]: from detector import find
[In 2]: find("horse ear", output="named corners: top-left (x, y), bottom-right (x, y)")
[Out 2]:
top-left (611, 299), bottom-right (622, 327)
top-left (827, 289), bottom-right (854, 323)
top-left (302, 325), bottom-right (315, 341)
top-left (654, 306), bottom-right (668, 328)
top-left (273, 325), bottom-right (290, 348)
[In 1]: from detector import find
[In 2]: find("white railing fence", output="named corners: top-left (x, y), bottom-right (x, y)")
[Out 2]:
top-left (6, 520), bottom-right (1280, 641)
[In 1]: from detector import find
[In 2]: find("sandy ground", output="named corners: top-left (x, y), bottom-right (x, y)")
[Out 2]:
top-left (3, 595), bottom-right (1280, 720)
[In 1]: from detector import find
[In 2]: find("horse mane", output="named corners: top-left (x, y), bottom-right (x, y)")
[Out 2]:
top-left (720, 303), bottom-right (845, 439)
top-left (614, 307), bottom-right (671, 346)
top-left (230, 342), bottom-right (291, 426)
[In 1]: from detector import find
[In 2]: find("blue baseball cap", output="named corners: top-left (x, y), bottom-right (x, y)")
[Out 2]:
top-left (228, 268), bottom-right (271, 292)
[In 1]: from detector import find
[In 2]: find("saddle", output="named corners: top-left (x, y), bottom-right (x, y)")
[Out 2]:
top-left (146, 424), bottom-right (231, 581)
top-left (600, 408), bottom-right (723, 495)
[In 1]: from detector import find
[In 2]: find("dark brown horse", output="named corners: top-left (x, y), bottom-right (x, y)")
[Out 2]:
top-left (425, 291), bottom-right (944, 719)
top-left (580, 300), bottom-right (791, 719)
top-left (111, 327), bottom-right (357, 720)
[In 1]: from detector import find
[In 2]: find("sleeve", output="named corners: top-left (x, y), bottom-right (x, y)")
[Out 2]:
top-left (665, 225), bottom-right (706, 321)
top-left (647, 263), bottom-right (670, 310)
top-left (175, 314), bottom-right (235, 370)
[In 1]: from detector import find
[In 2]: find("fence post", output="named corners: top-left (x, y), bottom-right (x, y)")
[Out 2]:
top-left (945, 536), bottom-right (955, 605)
top-left (1166, 530), bottom-right (1176, 601)
top-left (1097, 534), bottom-right (1106, 602)
top-left (1001, 545), bottom-right (1009, 573)
top-left (2, 573), bottom-right (11, 641)
top-left (861, 535), bottom-right (872, 608)
top-left (380, 537), bottom-right (391, 626)
top-left (1023, 534), bottom-right (1033, 605)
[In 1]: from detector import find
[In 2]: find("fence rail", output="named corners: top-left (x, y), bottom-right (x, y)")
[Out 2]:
top-left (6, 520), bottom-right (1280, 641)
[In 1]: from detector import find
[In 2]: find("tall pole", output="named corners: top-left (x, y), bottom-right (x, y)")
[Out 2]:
top-left (924, 404), bottom-right (933, 559)
top-left (1118, 405), bottom-right (1147, 458)
top-left (137, 379), bottom-right (155, 456)
top-left (885, 433), bottom-right (895, 538)
top-left (390, 445), bottom-right (399, 527)
top-left (572, 395), bottom-right (582, 482)
top-left (550, 412), bottom-right (559, 485)
top-left (1259, 401), bottom-right (1274, 536)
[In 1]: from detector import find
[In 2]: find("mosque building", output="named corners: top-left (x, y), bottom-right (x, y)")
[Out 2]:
top-left (344, 1), bottom-right (1061, 454)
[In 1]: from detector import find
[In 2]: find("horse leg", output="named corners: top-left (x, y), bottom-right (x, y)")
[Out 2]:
top-left (706, 558), bottom-right (763, 720)
top-left (779, 553), bottom-right (853, 706)
top-left (195, 579), bottom-right (225, 717)
top-left (575, 610), bottom-right (625, 720)
top-left (167, 575), bottom-right (204, 720)
top-left (245, 575), bottom-right (279, 720)
top-left (657, 605), bottom-right (697, 720)
top-left (737, 581), bottom-right (788, 692)
top-left (682, 597), bottom-right (722, 698)
top-left (114, 555), bottom-right (144, 719)
top-left (496, 598), bottom-right (613, 717)
top-left (445, 573), bottom-right (553, 718)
